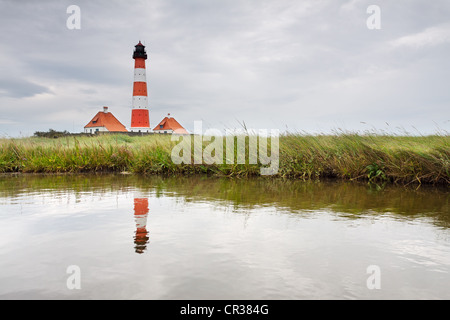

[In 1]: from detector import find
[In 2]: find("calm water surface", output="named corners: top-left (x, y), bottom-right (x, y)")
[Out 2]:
top-left (0, 174), bottom-right (448, 299)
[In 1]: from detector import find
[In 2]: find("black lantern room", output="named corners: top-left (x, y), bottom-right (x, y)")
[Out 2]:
top-left (133, 41), bottom-right (147, 60)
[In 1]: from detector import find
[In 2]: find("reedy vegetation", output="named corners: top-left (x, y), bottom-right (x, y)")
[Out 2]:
top-left (0, 133), bottom-right (448, 185)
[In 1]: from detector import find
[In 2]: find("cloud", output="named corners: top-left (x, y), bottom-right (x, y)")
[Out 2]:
top-left (0, 78), bottom-right (52, 98)
top-left (0, 0), bottom-right (449, 136)
top-left (0, 119), bottom-right (19, 125)
top-left (390, 23), bottom-right (450, 48)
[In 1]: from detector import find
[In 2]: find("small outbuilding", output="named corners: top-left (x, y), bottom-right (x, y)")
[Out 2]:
top-left (84, 106), bottom-right (128, 133)
top-left (153, 113), bottom-right (189, 134)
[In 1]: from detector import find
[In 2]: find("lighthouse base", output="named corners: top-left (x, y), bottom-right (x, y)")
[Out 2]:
top-left (130, 109), bottom-right (150, 132)
top-left (130, 127), bottom-right (152, 133)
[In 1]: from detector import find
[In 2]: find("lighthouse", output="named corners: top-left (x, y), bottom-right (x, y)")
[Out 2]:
top-left (130, 41), bottom-right (151, 132)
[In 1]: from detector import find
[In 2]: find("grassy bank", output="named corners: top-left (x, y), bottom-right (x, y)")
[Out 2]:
top-left (0, 133), bottom-right (448, 185)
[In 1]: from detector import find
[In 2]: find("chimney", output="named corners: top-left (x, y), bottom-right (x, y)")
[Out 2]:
top-left (103, 106), bottom-right (109, 113)
top-left (167, 113), bottom-right (171, 119)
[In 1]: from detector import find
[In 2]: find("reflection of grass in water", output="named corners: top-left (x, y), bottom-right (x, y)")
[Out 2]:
top-left (0, 174), bottom-right (448, 228)
top-left (0, 133), bottom-right (448, 185)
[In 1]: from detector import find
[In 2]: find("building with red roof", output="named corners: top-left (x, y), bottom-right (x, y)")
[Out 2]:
top-left (84, 106), bottom-right (128, 133)
top-left (153, 113), bottom-right (189, 134)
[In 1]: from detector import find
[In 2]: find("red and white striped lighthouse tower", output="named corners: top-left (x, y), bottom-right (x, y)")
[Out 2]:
top-left (130, 41), bottom-right (151, 132)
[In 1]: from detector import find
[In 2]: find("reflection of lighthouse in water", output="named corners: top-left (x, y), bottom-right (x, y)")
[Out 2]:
top-left (133, 198), bottom-right (149, 254)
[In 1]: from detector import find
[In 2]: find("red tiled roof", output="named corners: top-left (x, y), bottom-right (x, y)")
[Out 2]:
top-left (84, 110), bottom-right (128, 132)
top-left (153, 116), bottom-right (188, 134)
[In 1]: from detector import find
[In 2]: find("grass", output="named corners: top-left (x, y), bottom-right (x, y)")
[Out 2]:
top-left (0, 133), bottom-right (448, 185)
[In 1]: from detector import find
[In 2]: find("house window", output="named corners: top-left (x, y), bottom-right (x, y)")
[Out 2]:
top-left (93, 121), bottom-right (97, 124)
top-left (96, 129), bottom-right (99, 132)
top-left (164, 131), bottom-right (167, 133)
top-left (160, 125), bottom-right (163, 129)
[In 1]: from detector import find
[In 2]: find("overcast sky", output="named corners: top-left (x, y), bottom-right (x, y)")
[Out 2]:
top-left (0, 0), bottom-right (449, 137)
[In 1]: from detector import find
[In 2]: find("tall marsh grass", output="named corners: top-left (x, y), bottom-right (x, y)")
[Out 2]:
top-left (0, 133), bottom-right (448, 185)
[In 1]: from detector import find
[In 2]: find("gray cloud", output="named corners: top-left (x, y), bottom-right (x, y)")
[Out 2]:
top-left (0, 0), bottom-right (449, 136)
top-left (0, 78), bottom-right (51, 98)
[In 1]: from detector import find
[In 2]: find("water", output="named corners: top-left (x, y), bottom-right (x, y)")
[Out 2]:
top-left (0, 174), bottom-right (448, 299)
